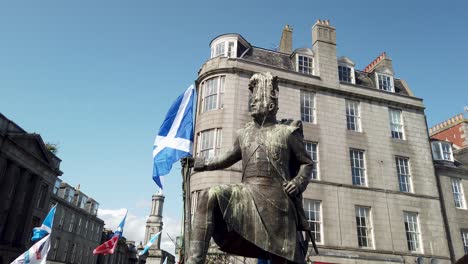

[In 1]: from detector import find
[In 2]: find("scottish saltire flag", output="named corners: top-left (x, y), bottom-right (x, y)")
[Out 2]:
top-left (93, 210), bottom-right (127, 255)
top-left (138, 231), bottom-right (161, 256)
top-left (114, 210), bottom-right (127, 238)
top-left (11, 234), bottom-right (51, 264)
top-left (152, 85), bottom-right (195, 189)
top-left (162, 257), bottom-right (167, 264)
top-left (31, 205), bottom-right (56, 242)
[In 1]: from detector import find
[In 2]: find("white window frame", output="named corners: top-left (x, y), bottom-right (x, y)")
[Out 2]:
top-left (376, 73), bottom-right (394, 92)
top-left (51, 237), bottom-right (60, 259)
top-left (300, 90), bottom-right (316, 123)
top-left (304, 142), bottom-right (319, 180)
top-left (355, 206), bottom-right (374, 248)
top-left (197, 128), bottom-right (222, 159)
top-left (297, 55), bottom-right (314, 75)
top-left (451, 178), bottom-right (466, 209)
top-left (70, 243), bottom-right (77, 263)
top-left (53, 179), bottom-right (61, 195)
top-left (338, 64), bottom-right (355, 84)
top-left (76, 217), bottom-right (82, 235)
top-left (404, 211), bottom-right (422, 252)
top-left (389, 108), bottom-right (404, 139)
top-left (211, 39), bottom-right (237, 58)
top-left (431, 141), bottom-right (454, 161)
top-left (83, 219), bottom-right (88, 237)
top-left (350, 149), bottom-right (366, 186)
top-left (462, 230), bottom-right (468, 255)
top-left (90, 222), bottom-right (94, 240)
top-left (396, 156), bottom-right (412, 193)
top-left (62, 240), bottom-right (70, 262)
top-left (303, 199), bottom-right (322, 244)
top-left (200, 76), bottom-right (225, 113)
top-left (69, 214), bottom-right (75, 232)
top-left (346, 100), bottom-right (361, 131)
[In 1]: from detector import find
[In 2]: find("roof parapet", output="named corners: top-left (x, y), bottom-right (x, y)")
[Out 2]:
top-left (364, 52), bottom-right (386, 73)
top-left (429, 113), bottom-right (467, 135)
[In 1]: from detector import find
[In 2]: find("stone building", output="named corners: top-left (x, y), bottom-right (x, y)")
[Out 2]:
top-left (430, 113), bottom-right (468, 150)
top-left (429, 114), bottom-right (468, 263)
top-left (0, 113), bottom-right (62, 264)
top-left (189, 21), bottom-right (451, 263)
top-left (47, 180), bottom-right (105, 264)
top-left (97, 230), bottom-right (138, 264)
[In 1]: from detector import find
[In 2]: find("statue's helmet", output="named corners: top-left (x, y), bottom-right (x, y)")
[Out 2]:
top-left (248, 72), bottom-right (279, 112)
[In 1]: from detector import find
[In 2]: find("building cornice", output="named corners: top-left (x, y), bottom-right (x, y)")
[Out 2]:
top-left (197, 58), bottom-right (425, 112)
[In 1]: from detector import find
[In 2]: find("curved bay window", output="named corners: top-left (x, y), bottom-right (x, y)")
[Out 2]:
top-left (197, 128), bottom-right (222, 159)
top-left (200, 76), bottom-right (225, 113)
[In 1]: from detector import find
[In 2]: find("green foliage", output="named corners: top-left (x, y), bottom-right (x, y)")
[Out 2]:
top-left (45, 142), bottom-right (59, 154)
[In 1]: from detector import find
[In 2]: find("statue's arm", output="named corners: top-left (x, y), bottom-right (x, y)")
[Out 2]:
top-left (195, 136), bottom-right (242, 171)
top-left (288, 129), bottom-right (313, 194)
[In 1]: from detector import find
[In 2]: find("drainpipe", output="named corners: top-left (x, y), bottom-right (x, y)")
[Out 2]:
top-left (424, 115), bottom-right (456, 263)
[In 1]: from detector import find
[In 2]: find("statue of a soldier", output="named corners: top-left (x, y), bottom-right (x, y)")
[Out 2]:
top-left (185, 72), bottom-right (314, 264)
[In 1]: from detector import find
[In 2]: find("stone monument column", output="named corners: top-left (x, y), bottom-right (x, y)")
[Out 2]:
top-left (144, 193), bottom-right (164, 249)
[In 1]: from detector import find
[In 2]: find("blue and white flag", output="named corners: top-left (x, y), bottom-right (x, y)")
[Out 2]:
top-left (11, 234), bottom-right (51, 264)
top-left (31, 205), bottom-right (56, 242)
top-left (162, 257), bottom-right (167, 264)
top-left (113, 210), bottom-right (127, 239)
top-left (153, 85), bottom-right (195, 189)
top-left (138, 231), bottom-right (162, 256)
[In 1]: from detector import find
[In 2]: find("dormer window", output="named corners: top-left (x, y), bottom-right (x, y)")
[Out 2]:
top-left (214, 42), bottom-right (225, 57)
top-left (293, 48), bottom-right (314, 76)
top-left (298, 55), bottom-right (313, 75)
top-left (210, 34), bottom-right (249, 59)
top-left (431, 141), bottom-right (454, 161)
top-left (338, 65), bottom-right (352, 83)
top-left (337, 57), bottom-right (355, 84)
top-left (376, 73), bottom-right (394, 92)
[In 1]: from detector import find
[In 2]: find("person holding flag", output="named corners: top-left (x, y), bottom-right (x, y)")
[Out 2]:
top-left (93, 210), bottom-right (128, 255)
top-left (10, 234), bottom-right (51, 264)
top-left (11, 205), bottom-right (57, 263)
top-left (138, 231), bottom-right (161, 256)
top-left (152, 84), bottom-right (195, 190)
top-left (31, 205), bottom-right (56, 242)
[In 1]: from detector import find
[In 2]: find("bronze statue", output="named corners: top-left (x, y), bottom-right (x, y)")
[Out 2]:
top-left (185, 72), bottom-right (314, 264)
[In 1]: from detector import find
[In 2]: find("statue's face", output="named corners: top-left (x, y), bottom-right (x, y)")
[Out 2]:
top-left (250, 94), bottom-right (276, 119)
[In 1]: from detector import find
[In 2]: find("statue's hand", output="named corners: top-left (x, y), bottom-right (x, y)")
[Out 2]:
top-left (283, 181), bottom-right (298, 196)
top-left (180, 157), bottom-right (195, 168)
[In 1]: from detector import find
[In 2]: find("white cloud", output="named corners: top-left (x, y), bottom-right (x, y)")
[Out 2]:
top-left (98, 208), bottom-right (181, 257)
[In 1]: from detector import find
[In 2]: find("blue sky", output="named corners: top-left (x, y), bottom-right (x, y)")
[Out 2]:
top-left (1, 0), bottom-right (467, 253)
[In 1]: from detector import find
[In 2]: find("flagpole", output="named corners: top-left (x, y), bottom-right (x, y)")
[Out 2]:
top-left (182, 157), bottom-right (192, 264)
top-left (182, 157), bottom-right (192, 263)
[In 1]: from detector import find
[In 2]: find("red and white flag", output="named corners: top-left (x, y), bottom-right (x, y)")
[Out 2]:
top-left (92, 235), bottom-right (119, 255)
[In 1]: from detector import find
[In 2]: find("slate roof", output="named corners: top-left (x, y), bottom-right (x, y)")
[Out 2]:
top-left (241, 47), bottom-right (294, 71)
top-left (239, 47), bottom-right (412, 96)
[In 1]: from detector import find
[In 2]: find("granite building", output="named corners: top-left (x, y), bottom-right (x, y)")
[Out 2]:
top-left (47, 180), bottom-right (105, 264)
top-left (0, 113), bottom-right (62, 264)
top-left (429, 114), bottom-right (468, 263)
top-left (97, 229), bottom-right (138, 264)
top-left (189, 21), bottom-right (451, 263)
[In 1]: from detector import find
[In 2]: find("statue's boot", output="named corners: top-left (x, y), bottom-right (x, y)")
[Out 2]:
top-left (187, 189), bottom-right (215, 264)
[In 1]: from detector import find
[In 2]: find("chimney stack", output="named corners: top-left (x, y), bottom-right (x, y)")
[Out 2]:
top-left (278, 25), bottom-right (293, 54)
top-left (312, 19), bottom-right (338, 85)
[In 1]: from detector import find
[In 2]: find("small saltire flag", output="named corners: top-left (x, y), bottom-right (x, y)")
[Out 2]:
top-left (31, 205), bottom-right (56, 242)
top-left (11, 234), bottom-right (51, 264)
top-left (93, 210), bottom-right (127, 255)
top-left (162, 256), bottom-right (167, 264)
top-left (152, 85), bottom-right (195, 189)
top-left (113, 210), bottom-right (127, 239)
top-left (138, 231), bottom-right (161, 256)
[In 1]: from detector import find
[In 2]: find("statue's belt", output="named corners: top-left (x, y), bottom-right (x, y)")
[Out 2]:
top-left (243, 176), bottom-right (282, 186)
